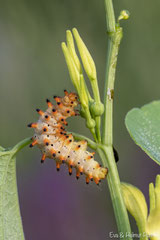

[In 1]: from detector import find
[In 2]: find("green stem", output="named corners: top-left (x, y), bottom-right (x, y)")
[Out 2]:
top-left (12, 137), bottom-right (32, 155)
top-left (95, 116), bottom-right (101, 142)
top-left (102, 26), bottom-right (122, 145)
top-left (100, 0), bottom-right (132, 237)
top-left (104, 0), bottom-right (116, 32)
top-left (98, 146), bottom-right (132, 239)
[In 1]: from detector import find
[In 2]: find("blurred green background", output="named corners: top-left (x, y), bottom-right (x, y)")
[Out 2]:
top-left (0, 0), bottom-right (160, 239)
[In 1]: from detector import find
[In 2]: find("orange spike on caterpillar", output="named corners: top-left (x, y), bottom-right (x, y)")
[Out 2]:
top-left (36, 109), bottom-right (44, 116)
top-left (56, 162), bottom-right (61, 171)
top-left (94, 178), bottom-right (100, 185)
top-left (28, 123), bottom-right (38, 128)
top-left (78, 166), bottom-right (83, 175)
top-left (29, 140), bottom-right (38, 148)
top-left (64, 89), bottom-right (69, 95)
top-left (76, 170), bottom-right (80, 180)
top-left (46, 99), bottom-right (53, 108)
top-left (28, 91), bottom-right (108, 185)
top-left (68, 166), bottom-right (72, 175)
top-left (86, 176), bottom-right (90, 184)
top-left (41, 154), bottom-right (46, 163)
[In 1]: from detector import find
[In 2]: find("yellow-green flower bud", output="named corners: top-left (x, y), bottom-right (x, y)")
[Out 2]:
top-left (90, 102), bottom-right (104, 117)
top-left (79, 74), bottom-right (89, 108)
top-left (66, 30), bottom-right (82, 74)
top-left (72, 28), bottom-right (97, 81)
top-left (121, 182), bottom-right (148, 234)
top-left (149, 183), bottom-right (156, 214)
top-left (61, 42), bottom-right (80, 90)
top-left (80, 107), bottom-right (86, 118)
top-left (86, 118), bottom-right (96, 129)
top-left (146, 175), bottom-right (160, 240)
top-left (118, 10), bottom-right (130, 22)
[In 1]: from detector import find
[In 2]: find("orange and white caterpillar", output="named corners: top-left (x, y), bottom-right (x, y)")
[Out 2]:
top-left (28, 90), bottom-right (107, 185)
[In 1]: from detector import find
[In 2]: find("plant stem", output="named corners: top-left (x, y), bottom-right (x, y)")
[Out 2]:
top-left (99, 0), bottom-right (132, 238)
top-left (95, 116), bottom-right (101, 142)
top-left (12, 137), bottom-right (32, 155)
top-left (102, 26), bottom-right (122, 145)
top-left (98, 146), bottom-right (132, 239)
top-left (104, 0), bottom-right (116, 32)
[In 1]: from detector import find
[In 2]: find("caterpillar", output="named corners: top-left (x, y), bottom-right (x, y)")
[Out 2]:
top-left (28, 90), bottom-right (108, 185)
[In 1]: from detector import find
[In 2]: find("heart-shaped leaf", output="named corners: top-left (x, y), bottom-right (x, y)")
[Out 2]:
top-left (125, 101), bottom-right (160, 165)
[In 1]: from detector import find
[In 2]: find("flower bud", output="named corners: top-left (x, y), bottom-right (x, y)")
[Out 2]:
top-left (72, 28), bottom-right (97, 80)
top-left (118, 10), bottom-right (130, 22)
top-left (121, 182), bottom-right (148, 233)
top-left (66, 30), bottom-right (82, 74)
top-left (90, 102), bottom-right (104, 117)
top-left (146, 175), bottom-right (160, 240)
top-left (80, 107), bottom-right (86, 118)
top-left (79, 74), bottom-right (89, 108)
top-left (61, 42), bottom-right (80, 90)
top-left (86, 118), bottom-right (96, 129)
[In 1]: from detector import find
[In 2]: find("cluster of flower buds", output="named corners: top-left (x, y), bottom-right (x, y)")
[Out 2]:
top-left (62, 28), bottom-right (104, 141)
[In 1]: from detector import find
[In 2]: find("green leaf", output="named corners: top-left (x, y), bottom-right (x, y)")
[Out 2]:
top-left (0, 138), bottom-right (31, 240)
top-left (125, 101), bottom-right (160, 165)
